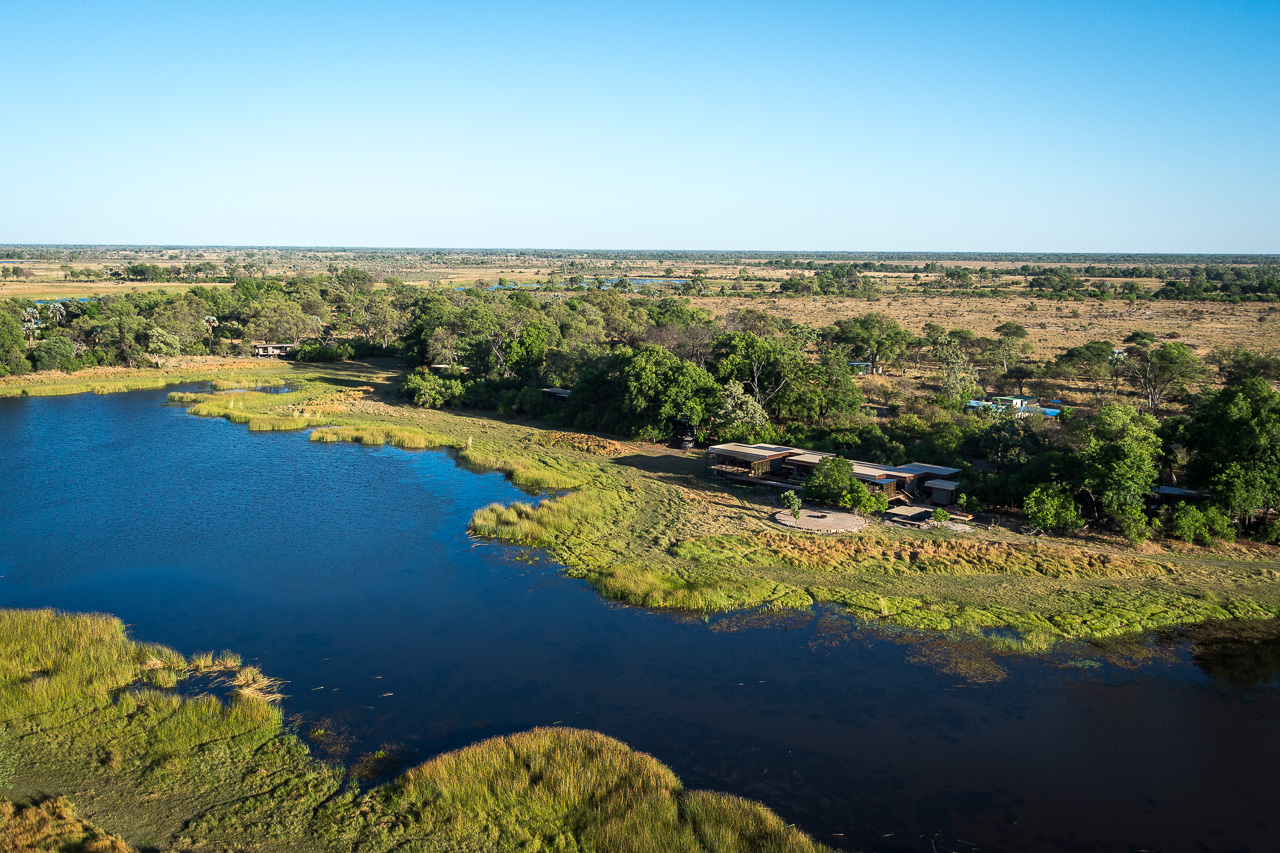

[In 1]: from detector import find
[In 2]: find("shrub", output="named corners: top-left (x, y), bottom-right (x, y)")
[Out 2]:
top-left (1117, 505), bottom-right (1152, 546)
top-left (1167, 502), bottom-right (1236, 545)
top-left (932, 508), bottom-right (950, 523)
top-left (1203, 505), bottom-right (1236, 543)
top-left (1166, 502), bottom-right (1208, 544)
top-left (802, 457), bottom-right (880, 511)
top-left (803, 457), bottom-right (855, 504)
top-left (497, 386), bottom-right (553, 419)
top-left (30, 336), bottom-right (78, 372)
top-left (401, 368), bottom-right (463, 409)
top-left (1023, 483), bottom-right (1085, 533)
top-left (294, 343), bottom-right (353, 362)
top-left (781, 490), bottom-right (802, 519)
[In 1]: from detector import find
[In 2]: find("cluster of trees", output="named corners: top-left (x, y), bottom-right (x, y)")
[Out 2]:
top-left (396, 289), bottom-right (870, 441)
top-left (1011, 379), bottom-right (1280, 546)
top-left (1, 266), bottom-right (34, 281)
top-left (0, 267), bottom-right (412, 374)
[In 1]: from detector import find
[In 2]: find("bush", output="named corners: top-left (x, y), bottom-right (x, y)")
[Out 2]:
top-left (1166, 502), bottom-right (1236, 545)
top-left (401, 369), bottom-right (463, 409)
top-left (294, 343), bottom-right (353, 362)
top-left (30, 336), bottom-right (78, 372)
top-left (781, 490), bottom-right (802, 519)
top-left (1023, 483), bottom-right (1085, 533)
top-left (1117, 505), bottom-right (1152, 546)
top-left (1203, 505), bottom-right (1236, 543)
top-left (497, 386), bottom-right (554, 419)
top-left (1166, 502), bottom-right (1208, 544)
top-left (932, 508), bottom-right (950, 523)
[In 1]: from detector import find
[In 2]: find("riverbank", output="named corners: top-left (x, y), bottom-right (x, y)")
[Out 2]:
top-left (4, 359), bottom-right (1279, 646)
top-left (0, 608), bottom-right (828, 852)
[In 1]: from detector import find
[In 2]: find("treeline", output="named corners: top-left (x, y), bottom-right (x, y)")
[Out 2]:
top-left (5, 278), bottom-right (1279, 548)
top-left (0, 267), bottom-right (413, 372)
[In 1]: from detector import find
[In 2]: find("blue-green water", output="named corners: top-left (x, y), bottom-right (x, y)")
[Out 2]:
top-left (2, 387), bottom-right (1278, 852)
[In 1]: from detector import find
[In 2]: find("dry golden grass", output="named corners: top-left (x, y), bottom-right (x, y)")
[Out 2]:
top-left (0, 797), bottom-right (132, 853)
top-left (691, 292), bottom-right (1280, 359)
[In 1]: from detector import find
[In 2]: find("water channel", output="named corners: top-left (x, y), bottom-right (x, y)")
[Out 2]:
top-left (2, 387), bottom-right (1277, 852)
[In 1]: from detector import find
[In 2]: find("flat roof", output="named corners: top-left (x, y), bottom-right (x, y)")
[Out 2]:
top-left (708, 443), bottom-right (792, 461)
top-left (1153, 486), bottom-right (1209, 497)
top-left (924, 479), bottom-right (960, 490)
top-left (886, 506), bottom-right (933, 519)
top-left (897, 463), bottom-right (962, 476)
top-left (788, 453), bottom-right (827, 465)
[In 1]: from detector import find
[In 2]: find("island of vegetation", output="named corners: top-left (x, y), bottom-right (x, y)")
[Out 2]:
top-left (3, 246), bottom-right (1280, 848)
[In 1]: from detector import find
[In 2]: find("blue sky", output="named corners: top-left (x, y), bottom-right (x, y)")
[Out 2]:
top-left (3, 1), bottom-right (1277, 251)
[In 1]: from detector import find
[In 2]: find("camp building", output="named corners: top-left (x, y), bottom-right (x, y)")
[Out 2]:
top-left (707, 443), bottom-right (960, 506)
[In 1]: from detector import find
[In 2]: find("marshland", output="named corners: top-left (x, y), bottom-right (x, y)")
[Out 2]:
top-left (4, 250), bottom-right (1280, 851)
top-left (2, 357), bottom-right (1280, 852)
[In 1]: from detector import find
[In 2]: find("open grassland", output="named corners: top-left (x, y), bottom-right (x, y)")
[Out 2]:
top-left (7, 360), bottom-right (1280, 648)
top-left (0, 609), bottom-right (828, 853)
top-left (691, 293), bottom-right (1280, 361)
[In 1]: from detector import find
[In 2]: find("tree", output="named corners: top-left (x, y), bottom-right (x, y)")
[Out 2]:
top-left (30, 336), bottom-right (77, 372)
top-left (710, 332), bottom-right (798, 412)
top-left (932, 338), bottom-right (980, 406)
top-left (1023, 483), bottom-right (1085, 533)
top-left (825, 313), bottom-right (910, 373)
top-left (1127, 341), bottom-right (1207, 412)
top-left (565, 345), bottom-right (721, 439)
top-left (802, 456), bottom-right (875, 511)
top-left (1004, 364), bottom-right (1035, 395)
top-left (402, 369), bottom-right (463, 408)
top-left (1078, 404), bottom-right (1162, 544)
top-left (0, 311), bottom-right (31, 376)
top-left (714, 380), bottom-right (771, 442)
top-left (1183, 378), bottom-right (1280, 529)
top-left (781, 490), bottom-right (802, 519)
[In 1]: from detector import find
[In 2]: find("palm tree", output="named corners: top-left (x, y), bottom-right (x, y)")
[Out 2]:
top-left (203, 316), bottom-right (219, 352)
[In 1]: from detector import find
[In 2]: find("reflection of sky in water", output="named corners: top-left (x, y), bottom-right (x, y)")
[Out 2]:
top-left (3, 387), bottom-right (1279, 853)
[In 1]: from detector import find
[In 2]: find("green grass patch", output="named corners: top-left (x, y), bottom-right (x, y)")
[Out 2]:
top-left (2, 608), bottom-right (829, 852)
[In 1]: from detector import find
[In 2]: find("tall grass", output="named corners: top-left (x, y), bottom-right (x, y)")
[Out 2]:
top-left (309, 425), bottom-right (457, 449)
top-left (470, 489), bottom-right (618, 546)
top-left (210, 377), bottom-right (286, 390)
top-left (3, 608), bottom-right (829, 852)
top-left (326, 727), bottom-right (832, 852)
top-left (458, 446), bottom-right (592, 491)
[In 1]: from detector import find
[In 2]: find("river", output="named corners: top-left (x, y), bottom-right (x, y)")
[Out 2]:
top-left (2, 387), bottom-right (1277, 852)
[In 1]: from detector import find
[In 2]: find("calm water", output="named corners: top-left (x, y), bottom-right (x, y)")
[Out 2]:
top-left (2, 387), bottom-right (1278, 853)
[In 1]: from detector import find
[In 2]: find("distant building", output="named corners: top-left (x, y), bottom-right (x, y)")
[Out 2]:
top-left (252, 343), bottom-right (295, 358)
top-left (967, 395), bottom-right (1061, 418)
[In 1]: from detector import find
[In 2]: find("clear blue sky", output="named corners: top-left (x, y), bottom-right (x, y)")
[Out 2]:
top-left (3, 1), bottom-right (1277, 251)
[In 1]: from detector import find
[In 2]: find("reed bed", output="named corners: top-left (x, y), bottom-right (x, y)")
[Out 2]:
top-left (457, 446), bottom-right (591, 491)
top-left (3, 608), bottom-right (828, 852)
top-left (309, 425), bottom-right (457, 449)
top-left (328, 727), bottom-right (832, 852)
top-left (469, 489), bottom-right (617, 546)
top-left (672, 531), bottom-right (1166, 580)
top-left (209, 377), bottom-right (287, 390)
